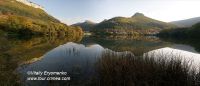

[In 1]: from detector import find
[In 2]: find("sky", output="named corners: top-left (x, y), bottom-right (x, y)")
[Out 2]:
top-left (30, 0), bottom-right (200, 25)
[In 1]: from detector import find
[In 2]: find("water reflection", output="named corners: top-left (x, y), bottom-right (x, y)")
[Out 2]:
top-left (147, 47), bottom-right (200, 70)
top-left (170, 44), bottom-right (199, 53)
top-left (81, 36), bottom-right (170, 56)
top-left (0, 36), bottom-right (82, 86)
top-left (160, 38), bottom-right (200, 52)
top-left (18, 42), bottom-right (131, 86)
top-left (0, 35), bottom-right (200, 85)
top-left (18, 41), bottom-right (200, 86)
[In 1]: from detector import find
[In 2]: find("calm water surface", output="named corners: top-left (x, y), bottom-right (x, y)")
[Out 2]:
top-left (0, 36), bottom-right (199, 85)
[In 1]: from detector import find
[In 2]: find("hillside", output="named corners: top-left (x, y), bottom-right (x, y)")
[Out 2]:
top-left (158, 22), bottom-right (200, 38)
top-left (92, 13), bottom-right (176, 35)
top-left (0, 0), bottom-right (83, 37)
top-left (72, 20), bottom-right (96, 31)
top-left (170, 17), bottom-right (200, 27)
top-left (0, 0), bottom-right (59, 22)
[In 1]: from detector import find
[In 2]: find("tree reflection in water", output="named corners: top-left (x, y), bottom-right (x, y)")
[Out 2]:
top-left (0, 35), bottom-right (83, 86)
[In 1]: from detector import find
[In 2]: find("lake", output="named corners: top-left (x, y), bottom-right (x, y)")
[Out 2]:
top-left (0, 36), bottom-right (200, 86)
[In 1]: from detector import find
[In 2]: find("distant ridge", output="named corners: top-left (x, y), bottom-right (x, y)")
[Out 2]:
top-left (72, 20), bottom-right (96, 31)
top-left (170, 17), bottom-right (200, 27)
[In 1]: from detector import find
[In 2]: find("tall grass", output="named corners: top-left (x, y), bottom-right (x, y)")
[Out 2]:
top-left (93, 50), bottom-right (200, 86)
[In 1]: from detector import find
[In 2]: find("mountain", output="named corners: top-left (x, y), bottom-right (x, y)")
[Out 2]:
top-left (0, 0), bottom-right (59, 22)
top-left (170, 17), bottom-right (200, 27)
top-left (92, 13), bottom-right (176, 35)
top-left (72, 20), bottom-right (96, 31)
top-left (0, 0), bottom-right (83, 37)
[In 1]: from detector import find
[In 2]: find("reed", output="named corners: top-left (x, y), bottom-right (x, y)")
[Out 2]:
top-left (93, 50), bottom-right (200, 86)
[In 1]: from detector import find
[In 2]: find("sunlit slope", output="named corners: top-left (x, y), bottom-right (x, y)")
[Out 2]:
top-left (0, 0), bottom-right (83, 36)
top-left (92, 13), bottom-right (176, 35)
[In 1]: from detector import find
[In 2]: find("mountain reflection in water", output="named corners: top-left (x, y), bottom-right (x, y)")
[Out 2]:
top-left (1, 35), bottom-right (200, 86)
top-left (147, 47), bottom-right (200, 70)
top-left (18, 41), bottom-right (200, 86)
top-left (18, 42), bottom-right (130, 86)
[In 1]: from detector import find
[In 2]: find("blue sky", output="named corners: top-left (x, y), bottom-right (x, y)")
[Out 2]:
top-left (30, 0), bottom-right (200, 25)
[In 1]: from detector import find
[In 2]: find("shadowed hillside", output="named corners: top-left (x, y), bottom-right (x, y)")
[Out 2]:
top-left (158, 22), bottom-right (200, 39)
